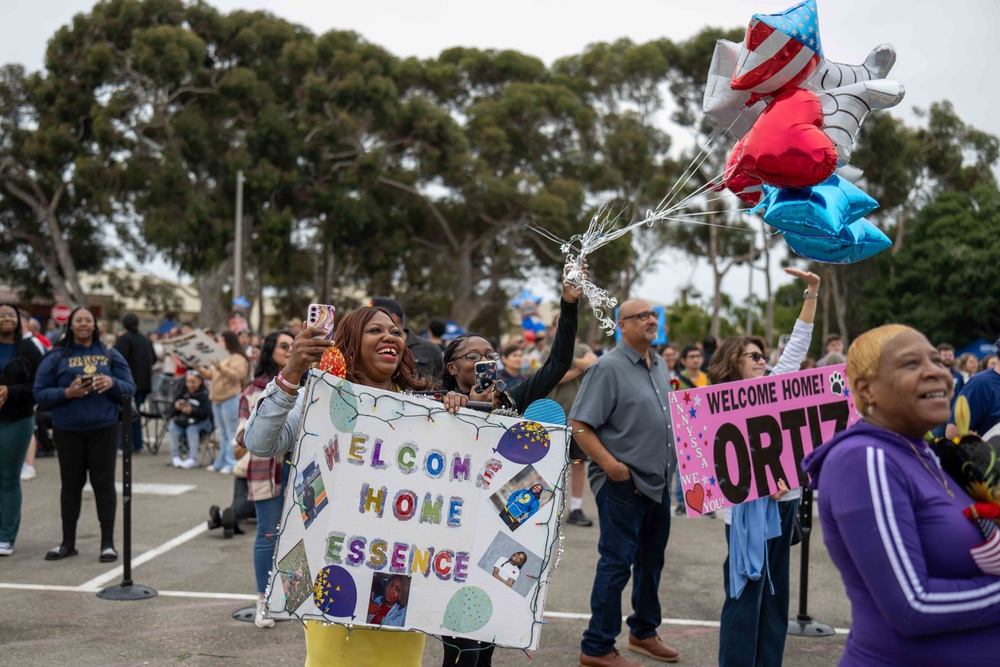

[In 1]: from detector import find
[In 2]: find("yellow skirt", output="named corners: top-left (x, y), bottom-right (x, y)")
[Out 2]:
top-left (303, 622), bottom-right (425, 667)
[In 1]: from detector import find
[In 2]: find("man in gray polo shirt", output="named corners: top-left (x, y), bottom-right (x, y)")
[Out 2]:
top-left (570, 299), bottom-right (679, 667)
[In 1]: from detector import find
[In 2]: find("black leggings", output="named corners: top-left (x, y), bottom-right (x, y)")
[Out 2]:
top-left (54, 424), bottom-right (119, 549)
top-left (441, 638), bottom-right (495, 667)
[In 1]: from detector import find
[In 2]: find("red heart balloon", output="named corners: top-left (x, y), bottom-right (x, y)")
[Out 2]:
top-left (685, 483), bottom-right (705, 515)
top-left (734, 88), bottom-right (837, 188)
top-left (724, 139), bottom-right (764, 205)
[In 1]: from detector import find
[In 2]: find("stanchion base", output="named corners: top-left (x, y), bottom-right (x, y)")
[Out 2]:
top-left (787, 617), bottom-right (835, 637)
top-left (233, 606), bottom-right (257, 622)
top-left (97, 584), bottom-right (158, 601)
top-left (233, 605), bottom-right (291, 623)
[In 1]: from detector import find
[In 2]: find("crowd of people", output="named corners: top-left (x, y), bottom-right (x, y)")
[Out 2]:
top-left (4, 275), bottom-right (1000, 666)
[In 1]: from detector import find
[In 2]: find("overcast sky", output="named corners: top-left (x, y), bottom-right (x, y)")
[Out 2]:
top-left (2, 0), bottom-right (997, 307)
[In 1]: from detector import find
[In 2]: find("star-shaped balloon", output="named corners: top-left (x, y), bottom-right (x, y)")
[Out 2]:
top-left (783, 218), bottom-right (892, 264)
top-left (754, 174), bottom-right (878, 237)
top-left (731, 0), bottom-right (824, 101)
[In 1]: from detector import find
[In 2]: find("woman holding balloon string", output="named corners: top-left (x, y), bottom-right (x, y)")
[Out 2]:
top-left (705, 268), bottom-right (819, 667)
top-left (244, 306), bottom-right (429, 667)
top-left (436, 266), bottom-right (584, 667)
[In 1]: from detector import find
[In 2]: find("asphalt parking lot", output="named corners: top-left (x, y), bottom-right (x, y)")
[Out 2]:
top-left (1, 449), bottom-right (850, 666)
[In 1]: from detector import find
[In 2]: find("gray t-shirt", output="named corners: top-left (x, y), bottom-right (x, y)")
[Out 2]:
top-left (569, 340), bottom-right (676, 502)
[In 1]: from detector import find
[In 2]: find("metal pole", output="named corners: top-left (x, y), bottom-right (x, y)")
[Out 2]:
top-left (97, 396), bottom-right (157, 601)
top-left (787, 488), bottom-right (833, 636)
top-left (234, 170), bottom-right (245, 304)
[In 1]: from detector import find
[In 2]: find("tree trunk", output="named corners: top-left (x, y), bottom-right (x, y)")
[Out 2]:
top-left (449, 243), bottom-right (485, 329)
top-left (197, 259), bottom-right (232, 330)
top-left (827, 266), bottom-right (850, 347)
top-left (820, 266), bottom-right (831, 342)
top-left (761, 221), bottom-right (774, 348)
top-left (709, 211), bottom-right (722, 339)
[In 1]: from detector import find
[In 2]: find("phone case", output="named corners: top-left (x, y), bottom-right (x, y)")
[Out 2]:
top-left (307, 304), bottom-right (336, 341)
top-left (474, 361), bottom-right (498, 393)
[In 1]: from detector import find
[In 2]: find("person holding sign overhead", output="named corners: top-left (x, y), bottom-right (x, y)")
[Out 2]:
top-left (244, 306), bottom-right (429, 667)
top-left (706, 268), bottom-right (819, 667)
top-left (197, 331), bottom-right (250, 474)
top-left (803, 325), bottom-right (1000, 666)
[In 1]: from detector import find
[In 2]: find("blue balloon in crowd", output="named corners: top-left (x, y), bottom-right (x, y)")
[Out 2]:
top-left (754, 175), bottom-right (878, 237)
top-left (521, 316), bottom-right (546, 334)
top-left (783, 218), bottom-right (891, 264)
top-left (523, 398), bottom-right (567, 426)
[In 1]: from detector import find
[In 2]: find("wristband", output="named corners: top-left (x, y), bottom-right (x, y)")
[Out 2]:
top-left (276, 372), bottom-right (300, 394)
top-left (803, 289), bottom-right (819, 300)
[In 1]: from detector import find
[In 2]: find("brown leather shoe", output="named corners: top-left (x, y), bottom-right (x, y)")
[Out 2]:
top-left (627, 634), bottom-right (680, 662)
top-left (579, 648), bottom-right (645, 667)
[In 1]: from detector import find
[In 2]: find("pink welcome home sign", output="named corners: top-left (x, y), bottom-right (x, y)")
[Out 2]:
top-left (668, 364), bottom-right (860, 517)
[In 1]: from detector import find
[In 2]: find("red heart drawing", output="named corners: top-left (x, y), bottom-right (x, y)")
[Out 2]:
top-left (685, 483), bottom-right (705, 515)
top-left (735, 88), bottom-right (837, 189)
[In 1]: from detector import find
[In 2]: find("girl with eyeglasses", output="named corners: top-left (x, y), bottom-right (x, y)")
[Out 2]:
top-left (437, 267), bottom-right (584, 667)
top-left (705, 268), bottom-right (819, 667)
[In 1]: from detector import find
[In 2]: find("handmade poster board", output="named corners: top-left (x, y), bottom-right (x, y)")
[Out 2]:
top-left (266, 370), bottom-right (570, 650)
top-left (159, 330), bottom-right (228, 368)
top-left (669, 364), bottom-right (860, 517)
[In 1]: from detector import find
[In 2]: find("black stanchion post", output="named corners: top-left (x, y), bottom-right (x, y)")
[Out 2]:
top-left (787, 488), bottom-right (833, 636)
top-left (98, 394), bottom-right (158, 601)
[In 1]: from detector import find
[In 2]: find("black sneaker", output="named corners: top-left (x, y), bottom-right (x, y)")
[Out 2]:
top-left (567, 509), bottom-right (593, 527)
top-left (673, 504), bottom-right (686, 517)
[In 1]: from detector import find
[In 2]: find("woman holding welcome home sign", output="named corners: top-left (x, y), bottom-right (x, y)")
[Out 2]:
top-left (705, 268), bottom-right (820, 667)
top-left (244, 305), bottom-right (429, 666)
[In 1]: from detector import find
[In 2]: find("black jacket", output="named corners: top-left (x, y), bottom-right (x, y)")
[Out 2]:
top-left (168, 383), bottom-right (212, 427)
top-left (507, 299), bottom-right (577, 413)
top-left (0, 340), bottom-right (43, 422)
top-left (115, 331), bottom-right (156, 393)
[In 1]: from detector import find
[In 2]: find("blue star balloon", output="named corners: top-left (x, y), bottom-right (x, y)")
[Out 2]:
top-left (754, 175), bottom-right (878, 237)
top-left (783, 218), bottom-right (891, 264)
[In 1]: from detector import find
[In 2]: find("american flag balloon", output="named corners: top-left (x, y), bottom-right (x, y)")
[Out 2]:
top-left (731, 0), bottom-right (824, 100)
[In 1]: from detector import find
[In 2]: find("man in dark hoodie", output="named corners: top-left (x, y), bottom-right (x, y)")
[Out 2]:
top-left (114, 313), bottom-right (156, 452)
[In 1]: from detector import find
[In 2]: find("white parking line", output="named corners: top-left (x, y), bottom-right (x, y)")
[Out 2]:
top-left (2, 520), bottom-right (853, 638)
top-left (0, 579), bottom-right (850, 635)
top-left (79, 522), bottom-right (209, 590)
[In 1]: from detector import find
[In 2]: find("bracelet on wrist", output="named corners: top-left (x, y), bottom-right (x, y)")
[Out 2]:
top-left (276, 372), bottom-right (300, 394)
top-left (803, 288), bottom-right (819, 300)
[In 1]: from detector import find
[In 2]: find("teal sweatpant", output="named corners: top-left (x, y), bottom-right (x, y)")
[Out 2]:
top-left (0, 416), bottom-right (35, 545)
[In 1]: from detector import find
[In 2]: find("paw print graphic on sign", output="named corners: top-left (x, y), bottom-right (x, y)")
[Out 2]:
top-left (829, 371), bottom-right (845, 396)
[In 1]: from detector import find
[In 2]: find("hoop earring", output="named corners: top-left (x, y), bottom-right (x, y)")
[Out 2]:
top-left (867, 405), bottom-right (875, 416)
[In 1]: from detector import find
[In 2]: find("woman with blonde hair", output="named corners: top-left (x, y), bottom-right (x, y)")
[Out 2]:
top-left (803, 325), bottom-right (1000, 666)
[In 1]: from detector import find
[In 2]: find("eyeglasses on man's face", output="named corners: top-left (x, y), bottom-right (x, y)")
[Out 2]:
top-left (458, 351), bottom-right (500, 363)
top-left (620, 311), bottom-right (656, 323)
top-left (742, 351), bottom-right (766, 363)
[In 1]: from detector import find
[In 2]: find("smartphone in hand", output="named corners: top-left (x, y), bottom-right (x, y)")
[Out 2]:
top-left (474, 360), bottom-right (498, 394)
top-left (307, 304), bottom-right (336, 341)
top-left (80, 374), bottom-right (95, 387)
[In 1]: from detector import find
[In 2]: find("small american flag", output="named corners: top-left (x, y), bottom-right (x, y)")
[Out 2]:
top-left (731, 0), bottom-right (824, 99)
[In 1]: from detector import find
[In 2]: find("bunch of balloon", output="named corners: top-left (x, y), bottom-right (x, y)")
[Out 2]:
top-left (704, 0), bottom-right (903, 264)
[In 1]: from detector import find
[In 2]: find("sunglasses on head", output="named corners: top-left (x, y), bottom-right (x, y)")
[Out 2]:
top-left (742, 351), bottom-right (766, 362)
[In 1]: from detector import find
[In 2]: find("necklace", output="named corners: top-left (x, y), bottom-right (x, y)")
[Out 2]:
top-left (865, 420), bottom-right (954, 497)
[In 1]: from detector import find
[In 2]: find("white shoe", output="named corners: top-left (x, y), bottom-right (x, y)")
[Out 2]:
top-left (0, 542), bottom-right (13, 556)
top-left (180, 458), bottom-right (198, 469)
top-left (171, 456), bottom-right (183, 468)
top-left (204, 464), bottom-right (218, 471)
top-left (20, 465), bottom-right (36, 481)
top-left (218, 467), bottom-right (233, 475)
top-left (254, 598), bottom-right (275, 628)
